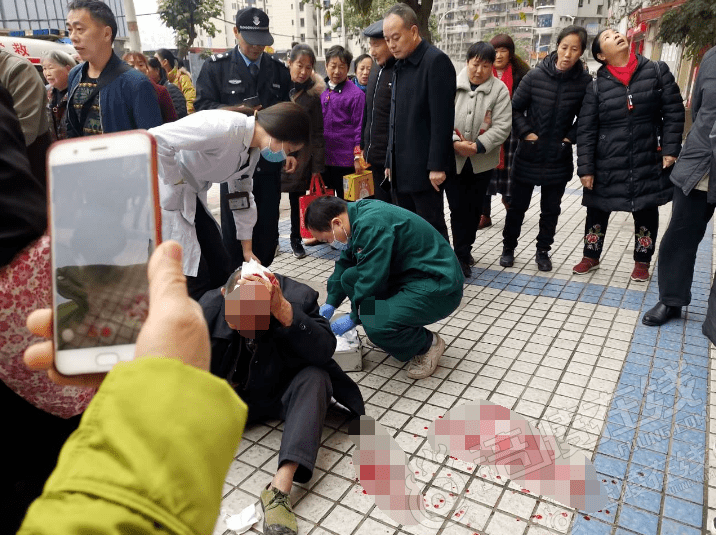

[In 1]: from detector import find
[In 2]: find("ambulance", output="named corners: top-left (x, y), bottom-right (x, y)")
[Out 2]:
top-left (0, 34), bottom-right (77, 78)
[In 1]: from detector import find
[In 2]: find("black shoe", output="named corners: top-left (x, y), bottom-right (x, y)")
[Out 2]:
top-left (459, 260), bottom-right (472, 278)
top-left (642, 302), bottom-right (682, 326)
top-left (499, 248), bottom-right (514, 267)
top-left (468, 254), bottom-right (476, 266)
top-left (290, 239), bottom-right (307, 259)
top-left (536, 249), bottom-right (552, 271)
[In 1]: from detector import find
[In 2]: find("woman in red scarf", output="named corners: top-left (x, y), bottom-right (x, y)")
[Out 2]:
top-left (573, 29), bottom-right (684, 282)
top-left (478, 34), bottom-right (530, 230)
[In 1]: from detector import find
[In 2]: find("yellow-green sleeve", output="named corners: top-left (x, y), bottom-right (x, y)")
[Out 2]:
top-left (19, 358), bottom-right (247, 535)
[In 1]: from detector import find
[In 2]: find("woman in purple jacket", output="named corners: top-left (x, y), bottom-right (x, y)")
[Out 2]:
top-left (321, 45), bottom-right (365, 200)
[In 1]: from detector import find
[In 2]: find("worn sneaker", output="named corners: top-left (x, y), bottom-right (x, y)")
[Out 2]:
top-left (478, 215), bottom-right (492, 230)
top-left (260, 484), bottom-right (298, 535)
top-left (631, 261), bottom-right (650, 282)
top-left (572, 257), bottom-right (599, 275)
top-left (291, 239), bottom-right (307, 259)
top-left (535, 249), bottom-right (552, 271)
top-left (406, 333), bottom-right (445, 380)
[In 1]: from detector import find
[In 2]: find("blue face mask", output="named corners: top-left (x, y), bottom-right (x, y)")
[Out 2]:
top-left (260, 137), bottom-right (287, 163)
top-left (331, 223), bottom-right (350, 251)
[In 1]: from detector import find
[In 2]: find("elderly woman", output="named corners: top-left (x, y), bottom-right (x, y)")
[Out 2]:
top-left (41, 50), bottom-right (77, 141)
top-left (147, 57), bottom-right (188, 119)
top-left (479, 34), bottom-right (530, 229)
top-left (321, 45), bottom-right (365, 200)
top-left (500, 25), bottom-right (592, 272)
top-left (446, 42), bottom-right (511, 277)
top-left (573, 28), bottom-right (685, 281)
top-left (353, 53), bottom-right (373, 92)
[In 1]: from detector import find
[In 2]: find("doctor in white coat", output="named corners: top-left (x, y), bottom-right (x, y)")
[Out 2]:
top-left (150, 102), bottom-right (309, 300)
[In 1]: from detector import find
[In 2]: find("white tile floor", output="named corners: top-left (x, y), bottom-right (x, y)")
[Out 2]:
top-left (206, 174), bottom-right (716, 535)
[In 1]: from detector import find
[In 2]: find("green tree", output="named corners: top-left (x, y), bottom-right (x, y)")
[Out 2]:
top-left (481, 27), bottom-right (531, 62)
top-left (157, 0), bottom-right (224, 59)
top-left (657, 0), bottom-right (716, 60)
top-left (308, 0), bottom-right (438, 43)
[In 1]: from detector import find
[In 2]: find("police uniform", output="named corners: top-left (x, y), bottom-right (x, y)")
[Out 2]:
top-left (194, 9), bottom-right (291, 270)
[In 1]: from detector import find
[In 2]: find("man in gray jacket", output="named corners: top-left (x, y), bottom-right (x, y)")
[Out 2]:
top-left (642, 46), bottom-right (716, 329)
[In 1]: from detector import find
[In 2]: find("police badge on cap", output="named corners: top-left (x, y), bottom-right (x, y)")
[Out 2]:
top-left (235, 7), bottom-right (273, 46)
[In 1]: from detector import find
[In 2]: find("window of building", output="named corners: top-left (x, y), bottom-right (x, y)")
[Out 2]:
top-left (536, 13), bottom-right (553, 27)
top-left (301, 18), bottom-right (305, 27)
top-left (324, 32), bottom-right (331, 41)
top-left (578, 0), bottom-right (583, 6)
top-left (300, 2), bottom-right (304, 10)
top-left (301, 33), bottom-right (305, 40)
top-left (597, 4), bottom-right (603, 13)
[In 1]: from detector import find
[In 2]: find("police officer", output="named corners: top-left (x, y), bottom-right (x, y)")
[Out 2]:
top-left (195, 7), bottom-right (291, 269)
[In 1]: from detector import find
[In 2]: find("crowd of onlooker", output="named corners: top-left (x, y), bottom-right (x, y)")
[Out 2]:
top-left (2, 0), bottom-right (716, 533)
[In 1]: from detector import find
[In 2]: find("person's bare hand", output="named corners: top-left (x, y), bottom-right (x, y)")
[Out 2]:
top-left (385, 168), bottom-right (391, 180)
top-left (284, 156), bottom-right (298, 174)
top-left (453, 140), bottom-right (475, 158)
top-left (243, 251), bottom-right (261, 264)
top-left (24, 241), bottom-right (211, 386)
top-left (429, 171), bottom-right (446, 191)
top-left (243, 273), bottom-right (293, 326)
top-left (663, 155), bottom-right (677, 168)
top-left (580, 175), bottom-right (594, 190)
top-left (525, 133), bottom-right (539, 141)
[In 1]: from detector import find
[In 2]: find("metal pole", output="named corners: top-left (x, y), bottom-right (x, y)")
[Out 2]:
top-left (340, 0), bottom-right (346, 48)
top-left (123, 0), bottom-right (142, 52)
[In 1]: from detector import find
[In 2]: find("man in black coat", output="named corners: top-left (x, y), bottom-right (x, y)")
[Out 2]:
top-left (642, 46), bottom-right (716, 329)
top-left (200, 268), bottom-right (364, 535)
top-left (360, 19), bottom-right (396, 204)
top-left (194, 7), bottom-right (292, 269)
top-left (383, 3), bottom-right (456, 241)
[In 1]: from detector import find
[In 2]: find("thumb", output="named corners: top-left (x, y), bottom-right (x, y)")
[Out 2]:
top-left (147, 241), bottom-right (188, 307)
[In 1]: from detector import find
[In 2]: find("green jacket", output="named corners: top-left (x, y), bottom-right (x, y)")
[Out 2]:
top-left (19, 358), bottom-right (247, 535)
top-left (327, 200), bottom-right (464, 322)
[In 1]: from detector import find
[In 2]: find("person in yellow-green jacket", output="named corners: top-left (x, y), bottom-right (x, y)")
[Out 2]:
top-left (305, 197), bottom-right (464, 381)
top-left (18, 240), bottom-right (247, 535)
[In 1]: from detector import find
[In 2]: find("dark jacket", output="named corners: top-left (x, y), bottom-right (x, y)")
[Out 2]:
top-left (199, 275), bottom-right (365, 420)
top-left (65, 53), bottom-right (162, 137)
top-left (194, 47), bottom-right (290, 111)
top-left (668, 46), bottom-right (716, 198)
top-left (361, 57), bottom-right (395, 169)
top-left (281, 74), bottom-right (325, 192)
top-left (386, 40), bottom-right (456, 193)
top-left (577, 55), bottom-right (685, 212)
top-left (47, 87), bottom-right (69, 141)
top-left (0, 83), bottom-right (46, 268)
top-left (162, 80), bottom-right (188, 119)
top-left (511, 52), bottom-right (591, 186)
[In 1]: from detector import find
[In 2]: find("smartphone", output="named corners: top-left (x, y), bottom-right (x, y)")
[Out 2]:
top-left (241, 95), bottom-right (261, 108)
top-left (48, 131), bottom-right (161, 375)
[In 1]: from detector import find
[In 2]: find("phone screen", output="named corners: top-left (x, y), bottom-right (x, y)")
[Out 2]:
top-left (52, 152), bottom-right (154, 352)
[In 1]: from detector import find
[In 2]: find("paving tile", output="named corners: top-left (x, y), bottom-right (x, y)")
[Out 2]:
top-left (616, 504), bottom-right (659, 535)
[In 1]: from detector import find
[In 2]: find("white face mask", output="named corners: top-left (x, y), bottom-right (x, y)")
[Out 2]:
top-left (331, 222), bottom-right (350, 251)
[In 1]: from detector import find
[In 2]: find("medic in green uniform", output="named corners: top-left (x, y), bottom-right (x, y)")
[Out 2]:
top-left (305, 197), bottom-right (464, 379)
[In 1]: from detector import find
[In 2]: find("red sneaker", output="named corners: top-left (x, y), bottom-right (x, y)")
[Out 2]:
top-left (573, 257), bottom-right (599, 275)
top-left (631, 262), bottom-right (650, 282)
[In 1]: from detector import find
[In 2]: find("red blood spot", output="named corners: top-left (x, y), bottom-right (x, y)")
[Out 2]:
top-left (88, 325), bottom-right (98, 337)
top-left (521, 489), bottom-right (530, 493)
top-left (496, 476), bottom-right (502, 479)
top-left (482, 474), bottom-right (487, 477)
top-left (583, 515), bottom-right (591, 521)
top-left (415, 471), bottom-right (420, 474)
top-left (424, 426), bottom-right (428, 429)
top-left (434, 504), bottom-right (440, 508)
top-left (438, 415), bottom-right (443, 418)
top-left (561, 513), bottom-right (568, 517)
top-left (598, 510), bottom-right (602, 513)
top-left (362, 490), bottom-right (367, 494)
top-left (467, 467), bottom-right (473, 471)
top-left (516, 519), bottom-right (520, 522)
top-left (605, 510), bottom-right (610, 514)
top-left (601, 479), bottom-right (607, 483)
top-left (101, 327), bottom-right (111, 337)
top-left (535, 515), bottom-right (543, 519)
top-left (611, 480), bottom-right (616, 484)
top-left (466, 489), bottom-right (470, 493)
top-left (447, 473), bottom-right (452, 476)
top-left (439, 499), bottom-right (444, 503)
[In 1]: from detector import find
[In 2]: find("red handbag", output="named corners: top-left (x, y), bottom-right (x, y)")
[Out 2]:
top-left (299, 174), bottom-right (334, 239)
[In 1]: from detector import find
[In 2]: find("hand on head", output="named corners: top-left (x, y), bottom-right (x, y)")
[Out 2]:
top-left (24, 241), bottom-right (211, 387)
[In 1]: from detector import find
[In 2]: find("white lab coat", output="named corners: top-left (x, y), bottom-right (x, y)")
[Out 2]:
top-left (150, 110), bottom-right (260, 277)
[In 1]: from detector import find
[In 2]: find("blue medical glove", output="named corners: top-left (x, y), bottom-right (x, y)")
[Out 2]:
top-left (331, 315), bottom-right (356, 336)
top-left (319, 303), bottom-right (336, 320)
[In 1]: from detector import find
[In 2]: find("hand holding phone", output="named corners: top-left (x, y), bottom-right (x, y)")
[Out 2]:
top-left (48, 131), bottom-right (161, 375)
top-left (241, 95), bottom-right (262, 109)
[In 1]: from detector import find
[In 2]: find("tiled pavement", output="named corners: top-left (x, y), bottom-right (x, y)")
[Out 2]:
top-left (207, 174), bottom-right (716, 535)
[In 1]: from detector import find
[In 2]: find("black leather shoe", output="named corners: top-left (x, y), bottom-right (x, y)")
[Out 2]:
top-left (500, 248), bottom-right (514, 267)
top-left (642, 302), bottom-right (682, 326)
top-left (459, 261), bottom-right (472, 278)
top-left (536, 249), bottom-right (552, 271)
top-left (468, 254), bottom-right (476, 266)
top-left (290, 239), bottom-right (307, 259)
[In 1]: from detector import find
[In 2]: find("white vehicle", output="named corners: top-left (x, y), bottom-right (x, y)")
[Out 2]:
top-left (0, 35), bottom-right (77, 76)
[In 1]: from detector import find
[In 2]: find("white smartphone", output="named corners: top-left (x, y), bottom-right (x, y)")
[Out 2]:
top-left (48, 131), bottom-right (161, 375)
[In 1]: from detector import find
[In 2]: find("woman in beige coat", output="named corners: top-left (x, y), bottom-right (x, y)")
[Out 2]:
top-left (446, 41), bottom-right (512, 277)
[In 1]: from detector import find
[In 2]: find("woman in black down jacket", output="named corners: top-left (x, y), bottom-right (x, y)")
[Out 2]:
top-left (573, 29), bottom-right (684, 282)
top-left (500, 25), bottom-right (592, 272)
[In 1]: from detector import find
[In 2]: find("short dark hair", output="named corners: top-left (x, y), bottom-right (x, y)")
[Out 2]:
top-left (557, 25), bottom-right (588, 54)
top-left (305, 196), bottom-right (348, 233)
top-left (325, 45), bottom-right (352, 67)
top-left (67, 0), bottom-right (117, 42)
top-left (147, 57), bottom-right (167, 83)
top-left (489, 34), bottom-right (515, 57)
top-left (289, 43), bottom-right (316, 66)
top-left (256, 102), bottom-right (311, 145)
top-left (592, 28), bottom-right (608, 65)
top-left (155, 48), bottom-right (177, 69)
top-left (466, 42), bottom-right (496, 64)
top-left (354, 54), bottom-right (372, 71)
top-left (384, 3), bottom-right (419, 30)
